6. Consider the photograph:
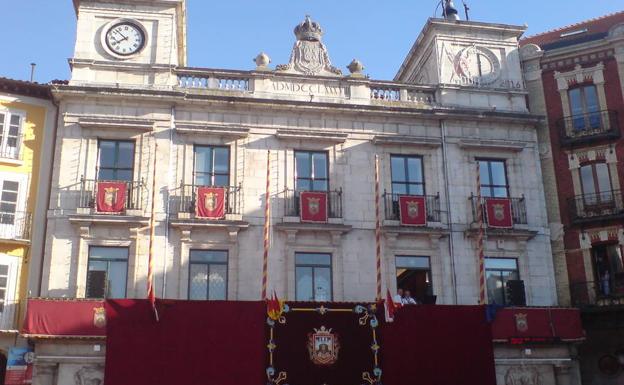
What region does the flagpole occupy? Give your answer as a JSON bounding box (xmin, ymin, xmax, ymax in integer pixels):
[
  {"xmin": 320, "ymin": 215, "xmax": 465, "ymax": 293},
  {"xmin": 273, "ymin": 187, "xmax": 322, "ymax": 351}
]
[
  {"xmin": 475, "ymin": 161, "xmax": 486, "ymax": 305},
  {"xmin": 261, "ymin": 150, "xmax": 271, "ymax": 300},
  {"xmin": 147, "ymin": 141, "xmax": 159, "ymax": 321},
  {"xmin": 374, "ymin": 155, "xmax": 382, "ymax": 302}
]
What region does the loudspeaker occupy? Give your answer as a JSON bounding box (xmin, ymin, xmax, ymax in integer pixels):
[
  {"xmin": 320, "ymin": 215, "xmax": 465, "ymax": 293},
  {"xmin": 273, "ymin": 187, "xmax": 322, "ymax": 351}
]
[{"xmin": 506, "ymin": 280, "xmax": 526, "ymax": 306}]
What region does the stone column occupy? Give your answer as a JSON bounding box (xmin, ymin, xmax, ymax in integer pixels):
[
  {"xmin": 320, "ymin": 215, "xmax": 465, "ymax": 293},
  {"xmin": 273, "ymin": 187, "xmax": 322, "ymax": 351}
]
[
  {"xmin": 554, "ymin": 364, "xmax": 572, "ymax": 385},
  {"xmin": 33, "ymin": 363, "xmax": 58, "ymax": 385}
]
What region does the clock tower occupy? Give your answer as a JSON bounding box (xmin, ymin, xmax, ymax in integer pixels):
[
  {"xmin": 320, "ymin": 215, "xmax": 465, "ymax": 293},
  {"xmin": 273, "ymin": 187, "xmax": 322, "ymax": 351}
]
[
  {"xmin": 69, "ymin": 0, "xmax": 187, "ymax": 87},
  {"xmin": 395, "ymin": 16, "xmax": 527, "ymax": 112}
]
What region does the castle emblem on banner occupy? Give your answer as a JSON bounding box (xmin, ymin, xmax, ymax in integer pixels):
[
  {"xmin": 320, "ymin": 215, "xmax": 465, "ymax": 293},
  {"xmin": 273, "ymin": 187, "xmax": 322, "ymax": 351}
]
[
  {"xmin": 93, "ymin": 307, "xmax": 106, "ymax": 328},
  {"xmin": 407, "ymin": 200, "xmax": 420, "ymax": 218},
  {"xmin": 103, "ymin": 187, "xmax": 119, "ymax": 208},
  {"xmin": 307, "ymin": 197, "xmax": 320, "ymax": 215},
  {"xmin": 307, "ymin": 326, "xmax": 340, "ymax": 366},
  {"xmin": 514, "ymin": 313, "xmax": 528, "ymax": 333},
  {"xmin": 204, "ymin": 192, "xmax": 217, "ymax": 211},
  {"xmin": 493, "ymin": 203, "xmax": 505, "ymax": 221}
]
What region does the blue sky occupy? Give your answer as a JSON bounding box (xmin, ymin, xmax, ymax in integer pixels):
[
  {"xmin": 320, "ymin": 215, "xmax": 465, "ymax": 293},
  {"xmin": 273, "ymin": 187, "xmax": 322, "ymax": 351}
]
[{"xmin": 1, "ymin": 1, "xmax": 622, "ymax": 82}]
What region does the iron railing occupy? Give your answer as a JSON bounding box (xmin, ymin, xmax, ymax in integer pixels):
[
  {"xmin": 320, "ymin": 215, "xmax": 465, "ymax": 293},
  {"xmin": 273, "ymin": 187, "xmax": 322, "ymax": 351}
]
[
  {"xmin": 567, "ymin": 190, "xmax": 624, "ymax": 223},
  {"xmin": 283, "ymin": 189, "xmax": 343, "ymax": 219},
  {"xmin": 169, "ymin": 184, "xmax": 242, "ymax": 217},
  {"xmin": 469, "ymin": 195, "xmax": 527, "ymax": 225},
  {"xmin": 0, "ymin": 211, "xmax": 31, "ymax": 240},
  {"xmin": 382, "ymin": 191, "xmax": 441, "ymax": 223},
  {"xmin": 78, "ymin": 177, "xmax": 144, "ymax": 211},
  {"xmin": 557, "ymin": 109, "xmax": 620, "ymax": 145},
  {"xmin": 570, "ymin": 280, "xmax": 624, "ymax": 307}
]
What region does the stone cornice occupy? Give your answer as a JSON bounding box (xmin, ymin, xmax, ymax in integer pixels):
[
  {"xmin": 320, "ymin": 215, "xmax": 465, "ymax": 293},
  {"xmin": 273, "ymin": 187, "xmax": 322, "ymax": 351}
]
[
  {"xmin": 275, "ymin": 128, "xmax": 348, "ymax": 143},
  {"xmin": 175, "ymin": 121, "xmax": 250, "ymax": 139},
  {"xmin": 372, "ymin": 134, "xmax": 441, "ymax": 147}
]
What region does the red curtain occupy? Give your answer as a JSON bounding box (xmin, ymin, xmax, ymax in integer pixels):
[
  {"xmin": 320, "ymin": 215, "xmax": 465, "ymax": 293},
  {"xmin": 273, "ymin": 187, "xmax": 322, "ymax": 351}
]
[
  {"xmin": 399, "ymin": 195, "xmax": 427, "ymax": 226},
  {"xmin": 196, "ymin": 186, "xmax": 226, "ymax": 219},
  {"xmin": 96, "ymin": 181, "xmax": 127, "ymax": 213},
  {"xmin": 380, "ymin": 305, "xmax": 496, "ymax": 385},
  {"xmin": 104, "ymin": 300, "xmax": 266, "ymax": 385},
  {"xmin": 300, "ymin": 191, "xmax": 328, "ymax": 223}
]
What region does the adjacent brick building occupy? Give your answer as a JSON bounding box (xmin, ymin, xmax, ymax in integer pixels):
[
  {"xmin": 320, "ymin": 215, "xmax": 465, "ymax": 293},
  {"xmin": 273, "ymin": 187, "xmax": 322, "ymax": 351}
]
[{"xmin": 521, "ymin": 11, "xmax": 624, "ymax": 385}]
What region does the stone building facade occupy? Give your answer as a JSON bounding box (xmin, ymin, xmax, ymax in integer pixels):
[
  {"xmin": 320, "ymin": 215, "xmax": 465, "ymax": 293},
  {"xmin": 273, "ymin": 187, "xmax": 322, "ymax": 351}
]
[
  {"xmin": 26, "ymin": 1, "xmax": 582, "ymax": 384},
  {"xmin": 521, "ymin": 11, "xmax": 624, "ymax": 385}
]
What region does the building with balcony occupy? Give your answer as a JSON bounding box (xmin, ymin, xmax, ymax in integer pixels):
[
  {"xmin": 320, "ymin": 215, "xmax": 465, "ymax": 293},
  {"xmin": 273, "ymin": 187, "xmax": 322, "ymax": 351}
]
[
  {"xmin": 520, "ymin": 11, "xmax": 624, "ymax": 385},
  {"xmin": 0, "ymin": 78, "xmax": 56, "ymax": 381},
  {"xmin": 23, "ymin": 1, "xmax": 582, "ymax": 385}
]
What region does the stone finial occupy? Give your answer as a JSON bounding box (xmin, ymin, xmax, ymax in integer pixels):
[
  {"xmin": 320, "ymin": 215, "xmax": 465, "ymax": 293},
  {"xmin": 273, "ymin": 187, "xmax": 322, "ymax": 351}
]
[
  {"xmin": 347, "ymin": 59, "xmax": 365, "ymax": 77},
  {"xmin": 254, "ymin": 52, "xmax": 271, "ymax": 71}
]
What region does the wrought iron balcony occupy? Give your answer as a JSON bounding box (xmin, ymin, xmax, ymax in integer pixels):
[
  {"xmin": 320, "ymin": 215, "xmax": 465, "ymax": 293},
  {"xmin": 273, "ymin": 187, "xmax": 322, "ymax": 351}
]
[
  {"xmin": 169, "ymin": 184, "xmax": 242, "ymax": 218},
  {"xmin": 469, "ymin": 195, "xmax": 527, "ymax": 225},
  {"xmin": 567, "ymin": 190, "xmax": 624, "ymax": 223},
  {"xmin": 382, "ymin": 191, "xmax": 441, "ymax": 223},
  {"xmin": 558, "ymin": 109, "xmax": 620, "ymax": 146},
  {"xmin": 283, "ymin": 188, "xmax": 343, "ymax": 219},
  {"xmin": 570, "ymin": 280, "xmax": 624, "ymax": 308},
  {"xmin": 78, "ymin": 177, "xmax": 145, "ymax": 212},
  {"xmin": 0, "ymin": 211, "xmax": 31, "ymax": 240}
]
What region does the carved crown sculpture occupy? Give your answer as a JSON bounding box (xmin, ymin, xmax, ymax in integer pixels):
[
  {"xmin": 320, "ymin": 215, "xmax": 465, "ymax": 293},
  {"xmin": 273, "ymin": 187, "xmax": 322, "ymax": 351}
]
[
  {"xmin": 294, "ymin": 15, "xmax": 323, "ymax": 41},
  {"xmin": 276, "ymin": 15, "xmax": 342, "ymax": 76}
]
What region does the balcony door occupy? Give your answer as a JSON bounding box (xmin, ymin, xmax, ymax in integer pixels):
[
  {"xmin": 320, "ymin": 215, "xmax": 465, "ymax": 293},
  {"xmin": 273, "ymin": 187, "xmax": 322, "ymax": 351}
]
[
  {"xmin": 295, "ymin": 151, "xmax": 328, "ymax": 192},
  {"xmin": 193, "ymin": 146, "xmax": 230, "ymax": 187},
  {"xmin": 568, "ymin": 85, "xmax": 601, "ymax": 131},
  {"xmin": 580, "ymin": 163, "xmax": 613, "ymax": 206},
  {"xmin": 0, "ymin": 254, "xmax": 18, "ymax": 330},
  {"xmin": 478, "ymin": 159, "xmax": 508, "ymax": 198},
  {"xmin": 0, "ymin": 112, "xmax": 22, "ymax": 160},
  {"xmin": 97, "ymin": 140, "xmax": 135, "ymax": 182},
  {"xmin": 592, "ymin": 244, "xmax": 624, "ymax": 297}
]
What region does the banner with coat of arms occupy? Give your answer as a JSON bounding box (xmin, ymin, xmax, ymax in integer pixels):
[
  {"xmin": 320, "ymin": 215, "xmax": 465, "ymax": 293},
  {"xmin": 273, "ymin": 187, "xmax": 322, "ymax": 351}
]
[
  {"xmin": 267, "ymin": 302, "xmax": 381, "ymax": 385},
  {"xmin": 96, "ymin": 181, "xmax": 127, "ymax": 213},
  {"xmin": 196, "ymin": 187, "xmax": 226, "ymax": 219},
  {"xmin": 484, "ymin": 198, "xmax": 513, "ymax": 228},
  {"xmin": 398, "ymin": 195, "xmax": 427, "ymax": 226},
  {"xmin": 300, "ymin": 191, "xmax": 328, "ymax": 223}
]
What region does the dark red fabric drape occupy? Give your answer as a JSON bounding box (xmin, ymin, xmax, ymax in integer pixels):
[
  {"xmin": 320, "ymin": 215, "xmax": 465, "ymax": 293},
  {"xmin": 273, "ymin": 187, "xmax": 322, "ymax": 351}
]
[
  {"xmin": 104, "ymin": 300, "xmax": 265, "ymax": 385},
  {"xmin": 380, "ymin": 305, "xmax": 496, "ymax": 385},
  {"xmin": 270, "ymin": 302, "xmax": 379, "ymax": 385}
]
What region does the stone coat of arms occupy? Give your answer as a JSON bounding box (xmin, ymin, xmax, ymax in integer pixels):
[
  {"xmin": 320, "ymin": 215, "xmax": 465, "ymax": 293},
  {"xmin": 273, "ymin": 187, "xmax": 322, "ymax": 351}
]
[{"xmin": 307, "ymin": 326, "xmax": 340, "ymax": 366}]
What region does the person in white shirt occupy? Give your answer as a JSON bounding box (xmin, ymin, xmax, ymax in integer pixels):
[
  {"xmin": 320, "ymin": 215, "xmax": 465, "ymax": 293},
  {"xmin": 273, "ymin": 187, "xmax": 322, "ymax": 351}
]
[
  {"xmin": 393, "ymin": 288, "xmax": 404, "ymax": 304},
  {"xmin": 403, "ymin": 290, "xmax": 418, "ymax": 305}
]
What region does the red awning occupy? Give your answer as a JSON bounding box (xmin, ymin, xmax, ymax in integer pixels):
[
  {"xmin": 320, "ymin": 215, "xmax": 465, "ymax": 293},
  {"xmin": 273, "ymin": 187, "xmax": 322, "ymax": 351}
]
[
  {"xmin": 22, "ymin": 298, "xmax": 106, "ymax": 338},
  {"xmin": 491, "ymin": 307, "xmax": 584, "ymax": 343}
]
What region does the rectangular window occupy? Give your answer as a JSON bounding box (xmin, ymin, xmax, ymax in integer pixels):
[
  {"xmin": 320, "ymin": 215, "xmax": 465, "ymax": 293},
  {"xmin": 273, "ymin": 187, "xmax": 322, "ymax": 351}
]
[
  {"xmin": 188, "ymin": 250, "xmax": 228, "ymax": 300},
  {"xmin": 485, "ymin": 257, "xmax": 518, "ymax": 305},
  {"xmin": 593, "ymin": 244, "xmax": 624, "ymax": 296},
  {"xmin": 580, "ymin": 163, "xmax": 613, "ymax": 204},
  {"xmin": 295, "ymin": 151, "xmax": 328, "ymax": 191},
  {"xmin": 0, "ymin": 112, "xmax": 22, "ymax": 159},
  {"xmin": 568, "ymin": 85, "xmax": 601, "ymax": 130},
  {"xmin": 295, "ymin": 253, "xmax": 332, "ymax": 301},
  {"xmin": 478, "ymin": 159, "xmax": 508, "ymax": 198},
  {"xmin": 390, "ymin": 155, "xmax": 424, "ymax": 196},
  {"xmin": 0, "ymin": 181, "xmax": 18, "ymax": 225},
  {"xmin": 395, "ymin": 256, "xmax": 432, "ymax": 304},
  {"xmin": 0, "ymin": 264, "xmax": 8, "ymax": 312},
  {"xmin": 193, "ymin": 146, "xmax": 230, "ymax": 187},
  {"xmin": 97, "ymin": 140, "xmax": 135, "ymax": 182},
  {"xmin": 86, "ymin": 246, "xmax": 128, "ymax": 299}
]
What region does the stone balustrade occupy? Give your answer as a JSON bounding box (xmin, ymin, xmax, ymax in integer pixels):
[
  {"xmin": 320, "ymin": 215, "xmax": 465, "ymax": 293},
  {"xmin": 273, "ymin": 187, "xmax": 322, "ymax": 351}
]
[{"xmin": 174, "ymin": 68, "xmax": 436, "ymax": 107}]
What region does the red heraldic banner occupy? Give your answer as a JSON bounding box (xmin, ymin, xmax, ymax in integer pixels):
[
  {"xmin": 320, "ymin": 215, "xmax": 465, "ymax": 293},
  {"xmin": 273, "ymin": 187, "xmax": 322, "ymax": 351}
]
[
  {"xmin": 398, "ymin": 195, "xmax": 427, "ymax": 226},
  {"xmin": 196, "ymin": 187, "xmax": 226, "ymax": 219},
  {"xmin": 484, "ymin": 198, "xmax": 513, "ymax": 228},
  {"xmin": 300, "ymin": 191, "xmax": 328, "ymax": 223},
  {"xmin": 96, "ymin": 182, "xmax": 127, "ymax": 213}
]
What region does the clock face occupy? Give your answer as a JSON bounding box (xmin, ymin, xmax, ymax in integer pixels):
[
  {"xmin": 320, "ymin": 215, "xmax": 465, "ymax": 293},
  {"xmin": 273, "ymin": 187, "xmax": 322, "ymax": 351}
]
[
  {"xmin": 105, "ymin": 22, "xmax": 145, "ymax": 56},
  {"xmin": 453, "ymin": 46, "xmax": 500, "ymax": 86}
]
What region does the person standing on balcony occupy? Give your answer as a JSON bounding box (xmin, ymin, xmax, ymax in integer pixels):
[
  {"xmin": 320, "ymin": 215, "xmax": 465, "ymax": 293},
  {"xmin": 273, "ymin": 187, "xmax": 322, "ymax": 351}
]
[{"xmin": 601, "ymin": 270, "xmax": 611, "ymax": 296}]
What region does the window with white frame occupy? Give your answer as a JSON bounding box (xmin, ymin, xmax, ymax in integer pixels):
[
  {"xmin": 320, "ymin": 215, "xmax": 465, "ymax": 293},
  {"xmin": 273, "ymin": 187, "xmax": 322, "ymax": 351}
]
[
  {"xmin": 0, "ymin": 254, "xmax": 18, "ymax": 330},
  {"xmin": 0, "ymin": 111, "xmax": 23, "ymax": 160},
  {"xmin": 0, "ymin": 174, "xmax": 26, "ymax": 241}
]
